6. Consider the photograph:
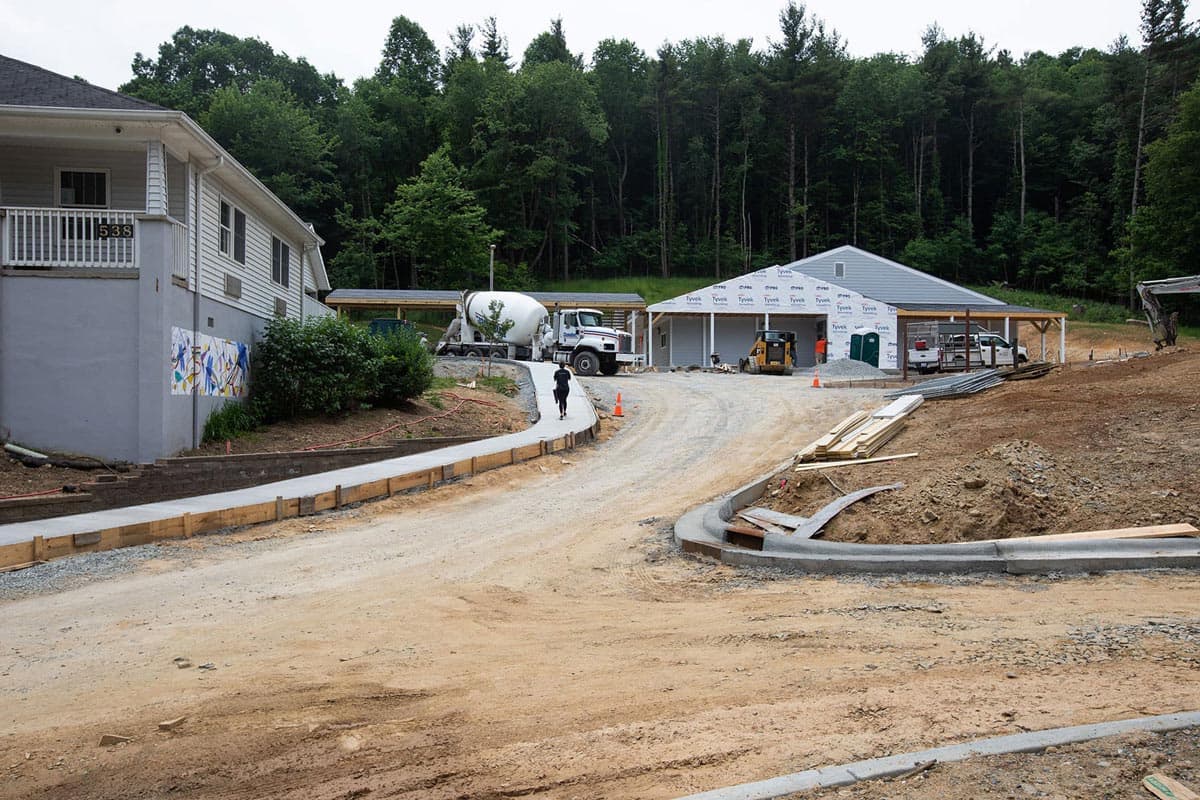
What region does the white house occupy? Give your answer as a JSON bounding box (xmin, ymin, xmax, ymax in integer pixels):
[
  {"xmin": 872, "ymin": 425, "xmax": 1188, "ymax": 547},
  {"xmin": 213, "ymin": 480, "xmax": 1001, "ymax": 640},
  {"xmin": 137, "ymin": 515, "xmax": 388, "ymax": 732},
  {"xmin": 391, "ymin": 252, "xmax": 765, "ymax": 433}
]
[
  {"xmin": 647, "ymin": 246, "xmax": 1065, "ymax": 370},
  {"xmin": 0, "ymin": 55, "xmax": 332, "ymax": 462}
]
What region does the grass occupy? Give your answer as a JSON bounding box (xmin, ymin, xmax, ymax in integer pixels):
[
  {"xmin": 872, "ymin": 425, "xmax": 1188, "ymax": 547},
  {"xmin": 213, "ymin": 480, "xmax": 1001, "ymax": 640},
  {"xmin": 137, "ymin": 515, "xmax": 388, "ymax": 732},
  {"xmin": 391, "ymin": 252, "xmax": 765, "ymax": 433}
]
[{"xmin": 539, "ymin": 276, "xmax": 713, "ymax": 306}]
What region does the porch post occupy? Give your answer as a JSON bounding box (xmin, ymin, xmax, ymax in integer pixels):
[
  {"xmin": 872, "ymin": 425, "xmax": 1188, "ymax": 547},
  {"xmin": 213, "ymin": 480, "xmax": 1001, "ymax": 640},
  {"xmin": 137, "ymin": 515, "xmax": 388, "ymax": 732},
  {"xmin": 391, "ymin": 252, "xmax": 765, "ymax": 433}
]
[
  {"xmin": 145, "ymin": 142, "xmax": 168, "ymax": 216},
  {"xmin": 1060, "ymin": 317, "xmax": 1067, "ymax": 364}
]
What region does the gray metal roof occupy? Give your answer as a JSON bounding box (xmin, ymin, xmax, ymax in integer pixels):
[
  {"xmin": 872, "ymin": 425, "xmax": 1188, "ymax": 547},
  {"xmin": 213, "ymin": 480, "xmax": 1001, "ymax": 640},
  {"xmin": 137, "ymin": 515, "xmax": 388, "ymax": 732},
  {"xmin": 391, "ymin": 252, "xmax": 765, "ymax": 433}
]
[
  {"xmin": 0, "ymin": 54, "xmax": 162, "ymax": 111},
  {"xmin": 325, "ymin": 289, "xmax": 646, "ymax": 308},
  {"xmin": 781, "ymin": 245, "xmax": 1007, "ymax": 307},
  {"xmin": 895, "ymin": 302, "xmax": 1059, "ymax": 317}
]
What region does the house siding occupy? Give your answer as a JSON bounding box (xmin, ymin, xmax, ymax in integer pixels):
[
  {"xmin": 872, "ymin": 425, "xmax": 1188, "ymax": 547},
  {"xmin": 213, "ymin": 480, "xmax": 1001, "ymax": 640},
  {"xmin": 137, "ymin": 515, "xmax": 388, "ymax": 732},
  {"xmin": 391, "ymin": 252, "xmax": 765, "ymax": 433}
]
[
  {"xmin": 197, "ymin": 175, "xmax": 303, "ymax": 321},
  {"xmin": 0, "ymin": 143, "xmax": 148, "ymax": 209}
]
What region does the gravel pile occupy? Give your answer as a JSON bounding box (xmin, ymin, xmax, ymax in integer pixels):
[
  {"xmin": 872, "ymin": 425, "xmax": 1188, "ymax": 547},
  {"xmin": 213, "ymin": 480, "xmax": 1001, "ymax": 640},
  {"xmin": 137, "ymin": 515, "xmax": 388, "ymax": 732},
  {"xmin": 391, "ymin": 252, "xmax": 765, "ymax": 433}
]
[{"xmin": 816, "ymin": 358, "xmax": 891, "ymax": 379}]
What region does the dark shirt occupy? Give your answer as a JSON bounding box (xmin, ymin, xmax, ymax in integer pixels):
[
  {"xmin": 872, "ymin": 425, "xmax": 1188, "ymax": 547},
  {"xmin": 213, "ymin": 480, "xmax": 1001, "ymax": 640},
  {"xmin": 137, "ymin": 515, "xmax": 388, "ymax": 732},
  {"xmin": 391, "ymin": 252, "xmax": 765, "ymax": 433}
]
[{"xmin": 553, "ymin": 367, "xmax": 571, "ymax": 392}]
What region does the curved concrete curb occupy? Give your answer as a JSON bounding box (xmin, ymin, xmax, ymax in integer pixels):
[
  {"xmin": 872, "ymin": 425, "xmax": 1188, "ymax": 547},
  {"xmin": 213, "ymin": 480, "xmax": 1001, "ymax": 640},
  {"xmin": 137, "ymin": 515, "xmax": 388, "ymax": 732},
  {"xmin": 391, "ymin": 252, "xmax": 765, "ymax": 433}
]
[
  {"xmin": 0, "ymin": 361, "xmax": 599, "ymax": 567},
  {"xmin": 676, "ymin": 710, "xmax": 1200, "ymax": 799},
  {"xmin": 674, "ymin": 462, "xmax": 1200, "ymax": 574}
]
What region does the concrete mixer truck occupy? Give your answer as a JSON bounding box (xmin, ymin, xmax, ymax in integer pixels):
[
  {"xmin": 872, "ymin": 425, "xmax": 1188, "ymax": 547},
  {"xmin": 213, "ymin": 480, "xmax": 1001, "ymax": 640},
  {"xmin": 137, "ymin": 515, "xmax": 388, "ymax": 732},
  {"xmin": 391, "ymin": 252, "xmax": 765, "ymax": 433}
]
[{"xmin": 436, "ymin": 291, "xmax": 640, "ymax": 375}]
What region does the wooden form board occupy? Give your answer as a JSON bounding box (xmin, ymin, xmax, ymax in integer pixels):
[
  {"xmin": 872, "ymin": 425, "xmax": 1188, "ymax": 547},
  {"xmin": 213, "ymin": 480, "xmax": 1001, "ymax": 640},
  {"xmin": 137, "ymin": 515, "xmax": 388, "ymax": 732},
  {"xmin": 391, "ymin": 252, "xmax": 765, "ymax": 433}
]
[
  {"xmin": 987, "ymin": 523, "xmax": 1199, "ymax": 544},
  {"xmin": 739, "ymin": 507, "xmax": 808, "ymax": 529},
  {"xmin": 0, "ymin": 431, "xmax": 591, "ymax": 570}
]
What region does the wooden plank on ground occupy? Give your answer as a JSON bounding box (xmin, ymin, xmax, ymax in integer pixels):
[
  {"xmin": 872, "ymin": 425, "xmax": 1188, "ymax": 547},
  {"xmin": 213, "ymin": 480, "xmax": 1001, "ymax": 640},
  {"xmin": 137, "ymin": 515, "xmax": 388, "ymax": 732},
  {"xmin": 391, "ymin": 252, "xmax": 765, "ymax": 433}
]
[
  {"xmin": 740, "ymin": 507, "xmax": 808, "ymax": 530},
  {"xmin": 988, "ymin": 523, "xmax": 1199, "ymax": 544},
  {"xmin": 872, "ymin": 394, "xmax": 924, "ymax": 419},
  {"xmin": 794, "ymin": 453, "xmax": 919, "ymax": 472},
  {"xmin": 1144, "ymin": 774, "xmax": 1199, "ymax": 800},
  {"xmin": 792, "ymin": 483, "xmax": 904, "ymax": 540},
  {"xmin": 736, "ymin": 512, "xmax": 788, "ymax": 535}
]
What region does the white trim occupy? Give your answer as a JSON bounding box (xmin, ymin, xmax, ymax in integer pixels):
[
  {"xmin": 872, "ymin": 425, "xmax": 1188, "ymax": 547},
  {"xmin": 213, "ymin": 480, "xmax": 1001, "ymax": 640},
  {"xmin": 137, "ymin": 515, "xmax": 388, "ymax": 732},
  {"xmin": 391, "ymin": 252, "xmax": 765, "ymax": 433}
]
[
  {"xmin": 54, "ymin": 166, "xmax": 111, "ymax": 208},
  {"xmin": 217, "ymin": 194, "xmax": 247, "ymax": 266}
]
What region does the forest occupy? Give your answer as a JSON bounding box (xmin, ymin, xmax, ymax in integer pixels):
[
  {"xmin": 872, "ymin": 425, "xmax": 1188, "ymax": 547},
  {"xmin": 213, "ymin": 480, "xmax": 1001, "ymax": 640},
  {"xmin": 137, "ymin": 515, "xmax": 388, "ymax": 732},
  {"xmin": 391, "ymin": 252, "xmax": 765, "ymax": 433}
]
[{"xmin": 118, "ymin": 1, "xmax": 1200, "ymax": 307}]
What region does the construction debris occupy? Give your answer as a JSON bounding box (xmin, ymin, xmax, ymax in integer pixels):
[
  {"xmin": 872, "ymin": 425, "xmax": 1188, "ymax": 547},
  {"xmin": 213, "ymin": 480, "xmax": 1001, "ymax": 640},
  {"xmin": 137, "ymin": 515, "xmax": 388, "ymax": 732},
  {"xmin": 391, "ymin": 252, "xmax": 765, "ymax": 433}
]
[
  {"xmin": 157, "ymin": 716, "xmax": 187, "ymax": 731},
  {"xmin": 985, "ymin": 523, "xmax": 1199, "ymax": 545},
  {"xmin": 1144, "ymin": 773, "xmax": 1199, "ymax": 800},
  {"xmin": 98, "ymin": 734, "xmax": 131, "ymax": 746},
  {"xmin": 791, "ymin": 483, "xmax": 904, "ymax": 540}
]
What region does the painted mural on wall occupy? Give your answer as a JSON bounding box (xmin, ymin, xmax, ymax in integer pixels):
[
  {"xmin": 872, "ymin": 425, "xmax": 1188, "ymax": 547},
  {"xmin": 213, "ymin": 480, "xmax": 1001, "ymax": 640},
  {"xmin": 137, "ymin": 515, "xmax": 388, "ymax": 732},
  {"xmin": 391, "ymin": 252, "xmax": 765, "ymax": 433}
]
[
  {"xmin": 648, "ymin": 266, "xmax": 900, "ymax": 368},
  {"xmin": 170, "ymin": 327, "xmax": 250, "ymax": 397}
]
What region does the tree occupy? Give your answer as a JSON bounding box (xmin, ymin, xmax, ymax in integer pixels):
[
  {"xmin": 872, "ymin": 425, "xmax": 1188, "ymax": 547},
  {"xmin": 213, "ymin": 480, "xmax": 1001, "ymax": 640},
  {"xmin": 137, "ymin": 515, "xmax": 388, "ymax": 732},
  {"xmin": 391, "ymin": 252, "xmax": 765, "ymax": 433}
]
[
  {"xmin": 480, "ymin": 17, "xmax": 511, "ymax": 67},
  {"xmin": 383, "ymin": 146, "xmax": 501, "ymax": 288},
  {"xmin": 1132, "ymin": 77, "xmax": 1200, "ymax": 275},
  {"xmin": 522, "ymin": 18, "xmax": 583, "ymax": 70},
  {"xmin": 377, "ymin": 15, "xmax": 440, "ymax": 95},
  {"xmin": 473, "ymin": 299, "xmax": 516, "ymax": 375},
  {"xmin": 201, "ymin": 79, "xmax": 339, "ymax": 221}
]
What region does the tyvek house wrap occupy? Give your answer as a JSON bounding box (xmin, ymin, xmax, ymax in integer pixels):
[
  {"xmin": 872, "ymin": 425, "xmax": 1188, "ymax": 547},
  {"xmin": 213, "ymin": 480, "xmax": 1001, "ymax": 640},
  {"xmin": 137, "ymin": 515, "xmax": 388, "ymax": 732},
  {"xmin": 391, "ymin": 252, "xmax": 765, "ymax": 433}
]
[{"xmin": 649, "ymin": 266, "xmax": 900, "ymax": 369}]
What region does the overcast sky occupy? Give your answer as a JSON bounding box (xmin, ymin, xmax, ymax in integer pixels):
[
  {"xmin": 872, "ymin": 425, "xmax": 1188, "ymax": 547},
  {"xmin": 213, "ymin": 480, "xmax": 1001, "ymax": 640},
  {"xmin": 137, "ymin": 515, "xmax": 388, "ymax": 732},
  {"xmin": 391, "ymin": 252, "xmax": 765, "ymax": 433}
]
[{"xmin": 5, "ymin": 0, "xmax": 1196, "ymax": 92}]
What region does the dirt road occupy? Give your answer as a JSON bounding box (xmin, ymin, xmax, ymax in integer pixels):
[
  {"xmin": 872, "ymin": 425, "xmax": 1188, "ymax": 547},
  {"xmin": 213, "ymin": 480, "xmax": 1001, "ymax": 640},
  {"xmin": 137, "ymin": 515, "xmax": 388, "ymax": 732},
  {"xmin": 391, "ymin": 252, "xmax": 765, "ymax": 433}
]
[{"xmin": 2, "ymin": 371, "xmax": 1199, "ymax": 799}]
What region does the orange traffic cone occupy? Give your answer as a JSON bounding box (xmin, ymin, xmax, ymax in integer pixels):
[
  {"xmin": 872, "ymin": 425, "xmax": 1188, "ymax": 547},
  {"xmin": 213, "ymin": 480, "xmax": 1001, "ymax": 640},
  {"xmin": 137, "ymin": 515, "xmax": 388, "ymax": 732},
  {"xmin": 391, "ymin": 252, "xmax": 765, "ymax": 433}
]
[
  {"xmin": 614, "ymin": 392, "xmax": 624, "ymax": 417},
  {"xmin": 811, "ymin": 368, "xmax": 821, "ymax": 388}
]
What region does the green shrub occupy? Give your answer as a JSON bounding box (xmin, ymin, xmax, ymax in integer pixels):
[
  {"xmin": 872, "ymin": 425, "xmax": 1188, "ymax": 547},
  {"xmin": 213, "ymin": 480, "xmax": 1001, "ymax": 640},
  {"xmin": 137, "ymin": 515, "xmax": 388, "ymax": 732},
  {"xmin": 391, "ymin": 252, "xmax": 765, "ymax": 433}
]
[
  {"xmin": 251, "ymin": 315, "xmax": 376, "ymax": 421},
  {"xmin": 203, "ymin": 400, "xmax": 262, "ymax": 443},
  {"xmin": 369, "ymin": 329, "xmax": 434, "ymax": 407}
]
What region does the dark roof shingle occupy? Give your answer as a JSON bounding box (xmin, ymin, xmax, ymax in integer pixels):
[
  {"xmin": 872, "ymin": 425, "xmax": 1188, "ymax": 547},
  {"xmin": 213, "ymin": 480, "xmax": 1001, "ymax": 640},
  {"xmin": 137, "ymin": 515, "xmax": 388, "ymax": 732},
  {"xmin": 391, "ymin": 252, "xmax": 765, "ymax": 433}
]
[{"xmin": 0, "ymin": 54, "xmax": 162, "ymax": 111}]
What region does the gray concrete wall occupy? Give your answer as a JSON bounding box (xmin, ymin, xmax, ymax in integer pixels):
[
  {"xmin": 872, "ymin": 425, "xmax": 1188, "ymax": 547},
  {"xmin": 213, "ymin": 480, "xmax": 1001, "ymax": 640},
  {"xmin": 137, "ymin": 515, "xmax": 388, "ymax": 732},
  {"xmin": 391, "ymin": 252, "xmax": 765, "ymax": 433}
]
[{"xmin": 0, "ymin": 272, "xmax": 141, "ymax": 460}]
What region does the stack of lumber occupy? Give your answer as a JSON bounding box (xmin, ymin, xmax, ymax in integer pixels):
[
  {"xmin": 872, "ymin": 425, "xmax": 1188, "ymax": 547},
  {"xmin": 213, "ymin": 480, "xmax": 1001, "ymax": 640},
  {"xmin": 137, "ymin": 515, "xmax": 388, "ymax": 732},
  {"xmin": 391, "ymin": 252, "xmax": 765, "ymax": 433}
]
[
  {"xmin": 796, "ymin": 395, "xmax": 922, "ymax": 463},
  {"xmin": 1001, "ymin": 361, "xmax": 1055, "ymax": 381}
]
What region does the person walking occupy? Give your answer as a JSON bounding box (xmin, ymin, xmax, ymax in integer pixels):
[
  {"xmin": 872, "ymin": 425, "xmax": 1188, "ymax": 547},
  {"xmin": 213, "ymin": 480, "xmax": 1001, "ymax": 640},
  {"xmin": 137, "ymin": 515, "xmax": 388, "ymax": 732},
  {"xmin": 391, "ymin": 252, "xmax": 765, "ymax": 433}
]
[
  {"xmin": 552, "ymin": 363, "xmax": 572, "ymax": 419},
  {"xmin": 815, "ymin": 335, "xmax": 828, "ymax": 365}
]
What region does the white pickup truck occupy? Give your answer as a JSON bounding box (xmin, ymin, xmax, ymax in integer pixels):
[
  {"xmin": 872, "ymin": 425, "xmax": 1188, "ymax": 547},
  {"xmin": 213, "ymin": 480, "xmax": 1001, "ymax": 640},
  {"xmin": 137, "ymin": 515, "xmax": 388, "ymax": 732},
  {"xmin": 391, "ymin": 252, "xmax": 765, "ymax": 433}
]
[{"xmin": 907, "ymin": 327, "xmax": 1028, "ymax": 373}]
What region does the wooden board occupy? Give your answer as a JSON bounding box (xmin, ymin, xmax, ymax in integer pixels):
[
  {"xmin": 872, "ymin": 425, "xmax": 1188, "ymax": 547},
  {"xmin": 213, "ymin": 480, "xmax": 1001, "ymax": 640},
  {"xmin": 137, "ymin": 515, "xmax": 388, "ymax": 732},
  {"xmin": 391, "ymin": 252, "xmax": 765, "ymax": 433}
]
[
  {"xmin": 791, "ymin": 483, "xmax": 904, "ymax": 540},
  {"xmin": 735, "ymin": 513, "xmax": 788, "ymax": 535},
  {"xmin": 872, "ymin": 394, "xmax": 924, "ymax": 419},
  {"xmin": 725, "ymin": 524, "xmax": 765, "ymax": 551},
  {"xmin": 1144, "ymin": 774, "xmax": 1199, "ymax": 800},
  {"xmin": 793, "ymin": 453, "xmax": 919, "ymax": 472},
  {"xmin": 987, "ymin": 523, "xmax": 1199, "ymax": 544},
  {"xmin": 739, "ymin": 507, "xmax": 808, "ymax": 530}
]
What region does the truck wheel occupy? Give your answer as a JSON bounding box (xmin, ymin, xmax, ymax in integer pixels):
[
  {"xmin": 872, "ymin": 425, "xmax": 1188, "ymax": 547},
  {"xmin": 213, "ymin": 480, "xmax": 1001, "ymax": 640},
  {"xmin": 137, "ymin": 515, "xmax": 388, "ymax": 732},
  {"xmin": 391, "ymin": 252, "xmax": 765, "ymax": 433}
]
[
  {"xmin": 490, "ymin": 348, "xmax": 506, "ymax": 359},
  {"xmin": 600, "ymin": 360, "xmax": 619, "ymax": 376},
  {"xmin": 572, "ymin": 351, "xmax": 599, "ymax": 376},
  {"xmin": 465, "ymin": 348, "xmax": 483, "ymax": 358},
  {"xmin": 1018, "ymin": 354, "xmax": 1029, "ymax": 363}
]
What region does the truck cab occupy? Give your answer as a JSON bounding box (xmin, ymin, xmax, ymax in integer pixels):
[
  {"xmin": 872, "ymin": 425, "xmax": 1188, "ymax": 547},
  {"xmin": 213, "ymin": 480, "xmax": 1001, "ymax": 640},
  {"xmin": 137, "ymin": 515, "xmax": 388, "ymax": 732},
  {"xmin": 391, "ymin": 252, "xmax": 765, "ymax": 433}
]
[{"xmin": 942, "ymin": 333, "xmax": 1028, "ymax": 369}]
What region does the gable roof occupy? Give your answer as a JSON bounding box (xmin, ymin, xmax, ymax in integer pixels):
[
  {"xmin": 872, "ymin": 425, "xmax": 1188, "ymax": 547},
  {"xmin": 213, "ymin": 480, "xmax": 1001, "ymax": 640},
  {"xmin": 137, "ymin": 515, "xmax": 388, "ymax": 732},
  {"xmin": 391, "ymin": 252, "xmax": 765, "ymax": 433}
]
[
  {"xmin": 781, "ymin": 245, "xmax": 1004, "ymax": 307},
  {"xmin": 0, "ymin": 54, "xmax": 161, "ymax": 111}
]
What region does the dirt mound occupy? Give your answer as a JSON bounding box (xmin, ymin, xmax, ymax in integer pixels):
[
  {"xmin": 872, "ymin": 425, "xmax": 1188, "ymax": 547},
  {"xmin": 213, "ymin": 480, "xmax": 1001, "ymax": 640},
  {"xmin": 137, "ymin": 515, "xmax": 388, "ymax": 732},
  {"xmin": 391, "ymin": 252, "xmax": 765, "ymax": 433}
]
[{"xmin": 765, "ymin": 348, "xmax": 1200, "ymax": 543}]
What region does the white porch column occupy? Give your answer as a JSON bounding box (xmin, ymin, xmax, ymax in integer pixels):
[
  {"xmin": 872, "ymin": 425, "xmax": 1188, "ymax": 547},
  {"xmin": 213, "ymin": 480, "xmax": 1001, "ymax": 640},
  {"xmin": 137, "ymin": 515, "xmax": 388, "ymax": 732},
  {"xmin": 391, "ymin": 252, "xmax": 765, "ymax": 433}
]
[
  {"xmin": 764, "ymin": 312, "xmax": 770, "ymax": 328},
  {"xmin": 709, "ymin": 313, "xmax": 715, "ymax": 360},
  {"xmin": 669, "ymin": 317, "xmax": 674, "ymax": 367},
  {"xmin": 1004, "ymin": 317, "xmax": 1010, "ymax": 339},
  {"xmin": 1060, "ymin": 318, "xmax": 1067, "ymax": 364},
  {"xmin": 145, "ymin": 141, "xmax": 168, "ymax": 216}
]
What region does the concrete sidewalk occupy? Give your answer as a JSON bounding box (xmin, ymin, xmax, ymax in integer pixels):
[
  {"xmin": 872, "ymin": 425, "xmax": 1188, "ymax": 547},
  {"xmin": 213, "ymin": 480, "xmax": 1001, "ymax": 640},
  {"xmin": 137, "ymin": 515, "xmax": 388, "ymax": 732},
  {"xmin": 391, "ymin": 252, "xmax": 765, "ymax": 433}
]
[{"xmin": 0, "ymin": 361, "xmax": 597, "ymax": 564}]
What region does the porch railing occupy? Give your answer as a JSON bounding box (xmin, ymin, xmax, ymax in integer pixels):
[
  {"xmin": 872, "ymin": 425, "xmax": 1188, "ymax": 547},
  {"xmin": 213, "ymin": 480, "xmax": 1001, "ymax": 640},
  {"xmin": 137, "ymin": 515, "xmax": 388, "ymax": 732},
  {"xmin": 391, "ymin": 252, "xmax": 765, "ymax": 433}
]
[
  {"xmin": 170, "ymin": 217, "xmax": 189, "ymax": 283},
  {"xmin": 1, "ymin": 207, "xmax": 138, "ymax": 270}
]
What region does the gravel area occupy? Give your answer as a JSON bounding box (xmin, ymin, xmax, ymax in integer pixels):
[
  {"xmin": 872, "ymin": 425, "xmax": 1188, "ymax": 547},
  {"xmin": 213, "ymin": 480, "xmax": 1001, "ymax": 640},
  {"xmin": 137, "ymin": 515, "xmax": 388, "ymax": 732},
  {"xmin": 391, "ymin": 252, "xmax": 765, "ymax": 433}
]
[{"xmin": 817, "ymin": 357, "xmax": 891, "ymax": 379}]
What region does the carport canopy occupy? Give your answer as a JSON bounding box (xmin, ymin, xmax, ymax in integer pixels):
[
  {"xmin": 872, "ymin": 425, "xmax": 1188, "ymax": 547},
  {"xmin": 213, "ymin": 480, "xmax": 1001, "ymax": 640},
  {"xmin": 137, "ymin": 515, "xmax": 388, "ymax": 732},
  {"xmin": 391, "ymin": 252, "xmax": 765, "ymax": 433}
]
[{"xmin": 324, "ymin": 289, "xmax": 646, "ymax": 318}]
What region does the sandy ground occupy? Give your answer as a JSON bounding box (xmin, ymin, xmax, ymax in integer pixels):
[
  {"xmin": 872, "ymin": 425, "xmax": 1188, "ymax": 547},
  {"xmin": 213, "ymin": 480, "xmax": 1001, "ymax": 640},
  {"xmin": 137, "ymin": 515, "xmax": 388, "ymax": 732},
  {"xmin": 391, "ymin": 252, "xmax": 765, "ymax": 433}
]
[{"xmin": 2, "ymin": 369, "xmax": 1199, "ymax": 799}]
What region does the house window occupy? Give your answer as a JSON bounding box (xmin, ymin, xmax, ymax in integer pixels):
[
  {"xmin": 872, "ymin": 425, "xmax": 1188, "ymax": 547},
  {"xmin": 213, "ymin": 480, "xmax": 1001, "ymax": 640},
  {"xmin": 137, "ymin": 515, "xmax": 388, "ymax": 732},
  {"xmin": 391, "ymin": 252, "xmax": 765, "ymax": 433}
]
[
  {"xmin": 57, "ymin": 169, "xmax": 109, "ymax": 208},
  {"xmin": 272, "ymin": 236, "xmax": 290, "ymax": 288},
  {"xmin": 834, "ymin": 262, "xmax": 845, "ymax": 278},
  {"xmin": 219, "ymin": 199, "xmax": 246, "ymax": 264}
]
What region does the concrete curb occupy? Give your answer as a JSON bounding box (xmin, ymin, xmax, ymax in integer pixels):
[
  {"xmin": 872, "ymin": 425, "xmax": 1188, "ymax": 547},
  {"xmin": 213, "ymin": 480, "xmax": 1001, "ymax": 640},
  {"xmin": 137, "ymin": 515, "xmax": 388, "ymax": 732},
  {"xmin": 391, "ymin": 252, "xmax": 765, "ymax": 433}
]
[
  {"xmin": 674, "ymin": 461, "xmax": 1200, "ymax": 575},
  {"xmin": 675, "ymin": 710, "xmax": 1200, "ymax": 799},
  {"xmin": 0, "ymin": 361, "xmax": 599, "ymax": 567}
]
